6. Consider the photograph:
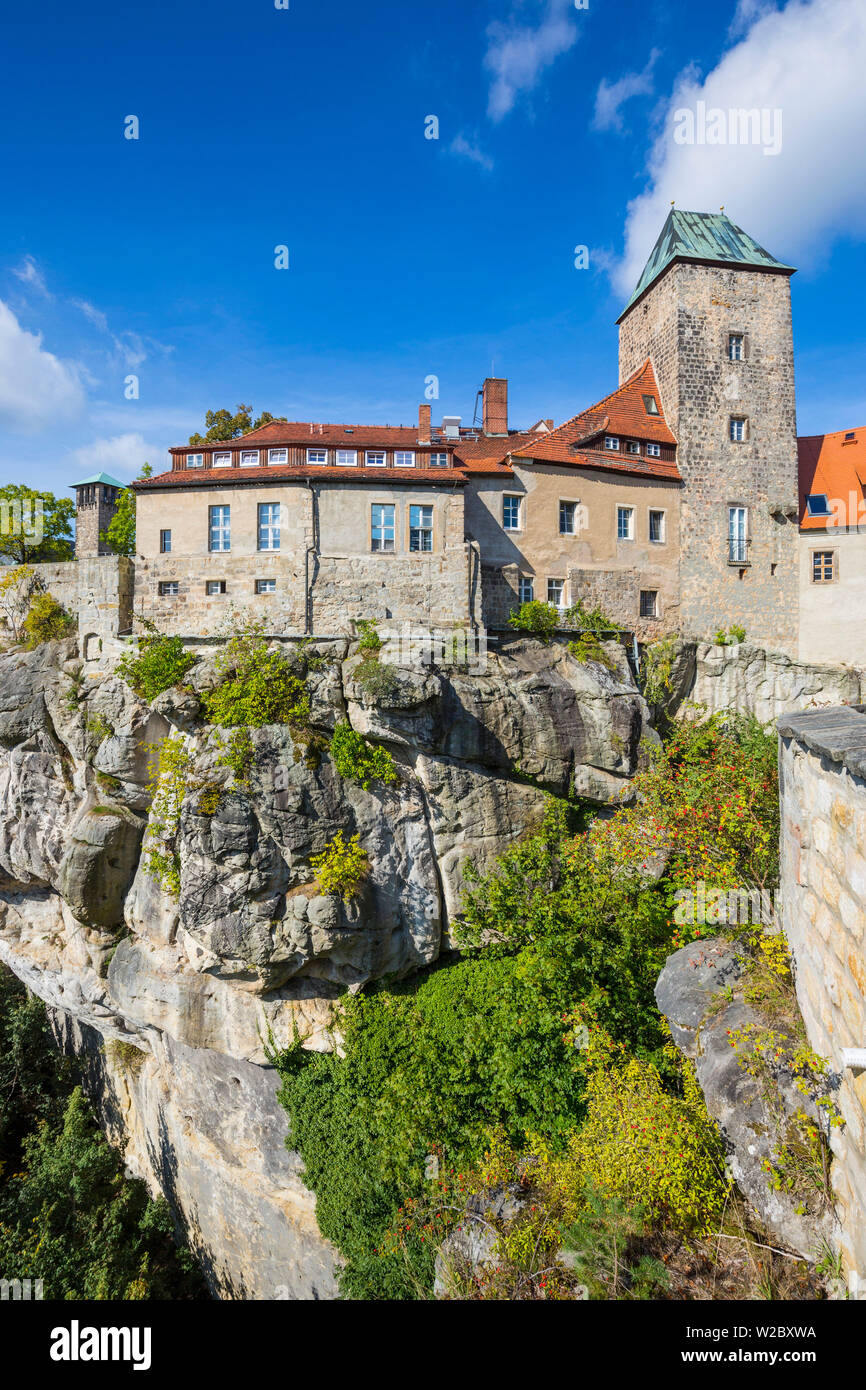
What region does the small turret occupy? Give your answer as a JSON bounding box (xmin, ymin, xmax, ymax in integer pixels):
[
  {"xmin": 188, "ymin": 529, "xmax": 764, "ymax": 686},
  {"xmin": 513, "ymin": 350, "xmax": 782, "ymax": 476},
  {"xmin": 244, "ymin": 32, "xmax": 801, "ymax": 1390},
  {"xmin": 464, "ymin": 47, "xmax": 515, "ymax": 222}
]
[{"xmin": 70, "ymin": 473, "xmax": 124, "ymax": 557}]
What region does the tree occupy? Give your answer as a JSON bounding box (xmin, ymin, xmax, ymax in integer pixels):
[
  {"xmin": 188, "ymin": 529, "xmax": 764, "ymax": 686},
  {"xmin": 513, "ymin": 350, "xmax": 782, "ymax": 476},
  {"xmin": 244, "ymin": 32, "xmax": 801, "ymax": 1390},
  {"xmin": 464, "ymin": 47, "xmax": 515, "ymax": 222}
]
[
  {"xmin": 101, "ymin": 463, "xmax": 152, "ymax": 556},
  {"xmin": 188, "ymin": 406, "xmax": 284, "ymax": 444},
  {"xmin": 0, "ymin": 485, "xmax": 75, "ymax": 564}
]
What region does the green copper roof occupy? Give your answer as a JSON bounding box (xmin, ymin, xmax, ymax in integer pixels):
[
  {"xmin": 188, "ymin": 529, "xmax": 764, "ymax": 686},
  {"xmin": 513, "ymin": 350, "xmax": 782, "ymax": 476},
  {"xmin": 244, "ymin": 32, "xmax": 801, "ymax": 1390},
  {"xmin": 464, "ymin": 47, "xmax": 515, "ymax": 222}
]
[
  {"xmin": 617, "ymin": 209, "xmax": 796, "ymax": 321},
  {"xmin": 69, "ymin": 472, "xmax": 125, "ymax": 490}
]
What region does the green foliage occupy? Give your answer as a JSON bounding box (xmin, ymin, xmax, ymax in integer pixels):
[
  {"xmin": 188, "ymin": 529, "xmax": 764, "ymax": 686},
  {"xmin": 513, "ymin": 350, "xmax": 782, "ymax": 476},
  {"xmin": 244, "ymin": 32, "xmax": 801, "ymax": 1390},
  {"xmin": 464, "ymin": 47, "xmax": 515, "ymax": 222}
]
[
  {"xmin": 353, "ymin": 654, "xmax": 400, "ymax": 703},
  {"xmin": 215, "ymin": 726, "xmax": 255, "ymax": 784},
  {"xmin": 201, "ymin": 623, "xmax": 309, "ymax": 729},
  {"xmin": 0, "ymin": 485, "xmax": 74, "ymax": 564},
  {"xmin": 100, "ymin": 463, "xmax": 152, "ymax": 556},
  {"xmin": 188, "ymin": 405, "xmax": 284, "ymax": 445},
  {"xmin": 714, "ymin": 625, "xmax": 747, "ymax": 647},
  {"xmin": 144, "ymin": 736, "xmax": 193, "ymax": 896},
  {"xmin": 21, "ymin": 591, "xmax": 76, "ymax": 648},
  {"xmin": 559, "ymin": 1190, "xmax": 668, "ymax": 1300},
  {"xmin": 641, "ymin": 635, "xmax": 677, "ymax": 709},
  {"xmin": 562, "ymin": 597, "xmax": 617, "ymax": 635},
  {"xmin": 0, "ymin": 965, "xmax": 205, "ymax": 1300},
  {"xmin": 355, "ymin": 619, "xmax": 383, "ymax": 654},
  {"xmin": 507, "ymin": 600, "xmax": 559, "ymax": 641},
  {"xmin": 86, "ymin": 712, "xmax": 114, "ymax": 747},
  {"xmin": 330, "ymin": 721, "xmax": 398, "ymax": 790},
  {"xmin": 116, "ymin": 625, "xmax": 197, "ymax": 702},
  {"xmin": 566, "ymin": 633, "xmax": 617, "ymax": 671},
  {"xmin": 310, "ymin": 831, "xmax": 371, "ymax": 899}
]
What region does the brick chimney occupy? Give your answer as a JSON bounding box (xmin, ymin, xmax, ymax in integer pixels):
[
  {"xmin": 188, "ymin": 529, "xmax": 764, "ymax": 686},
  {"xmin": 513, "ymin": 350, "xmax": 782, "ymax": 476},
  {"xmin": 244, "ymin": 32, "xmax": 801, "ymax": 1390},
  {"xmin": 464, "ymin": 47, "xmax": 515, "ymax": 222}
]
[
  {"xmin": 482, "ymin": 378, "xmax": 508, "ymax": 435},
  {"xmin": 418, "ymin": 403, "xmax": 431, "ymax": 444}
]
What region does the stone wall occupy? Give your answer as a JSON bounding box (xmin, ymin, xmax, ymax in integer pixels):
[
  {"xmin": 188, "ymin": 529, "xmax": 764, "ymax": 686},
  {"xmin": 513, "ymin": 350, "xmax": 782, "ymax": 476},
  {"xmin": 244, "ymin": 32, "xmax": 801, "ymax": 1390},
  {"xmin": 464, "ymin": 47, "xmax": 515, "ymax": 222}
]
[
  {"xmin": 11, "ymin": 557, "xmax": 133, "ymax": 656},
  {"xmin": 619, "ymin": 262, "xmax": 800, "ymax": 655},
  {"xmin": 778, "ymin": 706, "xmax": 866, "ymax": 1297}
]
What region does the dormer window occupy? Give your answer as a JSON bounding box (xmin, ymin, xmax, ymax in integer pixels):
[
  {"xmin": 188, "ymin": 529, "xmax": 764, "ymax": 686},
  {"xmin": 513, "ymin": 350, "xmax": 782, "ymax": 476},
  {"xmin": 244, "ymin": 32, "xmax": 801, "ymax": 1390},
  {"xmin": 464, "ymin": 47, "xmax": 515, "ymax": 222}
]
[
  {"xmin": 625, "ymin": 440, "xmax": 640, "ymax": 456},
  {"xmin": 646, "ymin": 442, "xmax": 661, "ymax": 458},
  {"xmin": 213, "ymin": 451, "xmax": 232, "ymax": 468},
  {"xmin": 186, "ymin": 453, "xmax": 204, "ymax": 468},
  {"xmin": 641, "ymin": 395, "xmax": 659, "ymax": 416},
  {"xmin": 307, "ymin": 448, "xmax": 327, "ymax": 465},
  {"xmin": 335, "ymin": 449, "xmax": 357, "ymax": 466},
  {"xmin": 268, "ymin": 448, "xmax": 288, "ymax": 465},
  {"xmin": 604, "ymin": 436, "xmax": 620, "ymax": 451},
  {"xmin": 394, "ymin": 451, "xmax": 416, "ymax": 468},
  {"xmin": 240, "ymin": 450, "xmax": 260, "ymax": 466},
  {"xmin": 806, "ymin": 494, "xmax": 831, "ymax": 517}
]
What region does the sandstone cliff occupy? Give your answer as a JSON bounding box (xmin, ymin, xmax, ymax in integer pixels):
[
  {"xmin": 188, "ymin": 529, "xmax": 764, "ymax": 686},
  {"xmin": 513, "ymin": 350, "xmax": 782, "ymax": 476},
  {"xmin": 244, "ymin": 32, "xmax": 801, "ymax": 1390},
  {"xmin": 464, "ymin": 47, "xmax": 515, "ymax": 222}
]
[{"xmin": 0, "ymin": 633, "xmax": 651, "ymax": 1299}]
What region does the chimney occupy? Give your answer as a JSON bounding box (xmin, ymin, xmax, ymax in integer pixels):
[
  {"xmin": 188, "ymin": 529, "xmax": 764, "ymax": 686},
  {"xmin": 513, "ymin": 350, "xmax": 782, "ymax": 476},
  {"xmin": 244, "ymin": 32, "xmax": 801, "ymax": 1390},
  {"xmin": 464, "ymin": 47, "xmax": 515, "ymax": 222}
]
[
  {"xmin": 483, "ymin": 378, "xmax": 508, "ymax": 435},
  {"xmin": 418, "ymin": 403, "xmax": 431, "ymax": 444}
]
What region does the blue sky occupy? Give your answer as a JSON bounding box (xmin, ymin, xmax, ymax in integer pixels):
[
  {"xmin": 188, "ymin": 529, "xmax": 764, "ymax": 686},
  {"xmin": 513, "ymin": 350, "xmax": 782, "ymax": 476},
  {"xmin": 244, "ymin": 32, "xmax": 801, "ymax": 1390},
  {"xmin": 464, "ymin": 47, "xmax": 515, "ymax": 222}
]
[{"xmin": 1, "ymin": 0, "xmax": 866, "ymax": 497}]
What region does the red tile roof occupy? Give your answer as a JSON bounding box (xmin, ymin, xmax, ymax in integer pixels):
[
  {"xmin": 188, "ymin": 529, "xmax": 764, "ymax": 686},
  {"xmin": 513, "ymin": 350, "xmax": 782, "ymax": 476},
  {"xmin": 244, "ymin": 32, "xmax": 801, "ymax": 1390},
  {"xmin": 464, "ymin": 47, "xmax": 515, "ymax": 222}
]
[
  {"xmin": 510, "ymin": 360, "xmax": 679, "ymax": 479},
  {"xmin": 171, "ymin": 422, "xmax": 445, "ymax": 453},
  {"xmin": 798, "ymin": 428, "xmax": 866, "ymax": 529},
  {"xmin": 136, "ymin": 464, "xmax": 465, "ymax": 490}
]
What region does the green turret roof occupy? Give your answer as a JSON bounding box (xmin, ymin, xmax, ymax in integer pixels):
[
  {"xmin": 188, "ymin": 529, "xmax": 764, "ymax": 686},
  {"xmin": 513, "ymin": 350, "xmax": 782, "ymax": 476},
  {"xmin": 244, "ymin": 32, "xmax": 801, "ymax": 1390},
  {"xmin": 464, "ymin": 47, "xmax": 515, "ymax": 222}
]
[
  {"xmin": 617, "ymin": 209, "xmax": 796, "ymax": 321},
  {"xmin": 69, "ymin": 472, "xmax": 125, "ymax": 490}
]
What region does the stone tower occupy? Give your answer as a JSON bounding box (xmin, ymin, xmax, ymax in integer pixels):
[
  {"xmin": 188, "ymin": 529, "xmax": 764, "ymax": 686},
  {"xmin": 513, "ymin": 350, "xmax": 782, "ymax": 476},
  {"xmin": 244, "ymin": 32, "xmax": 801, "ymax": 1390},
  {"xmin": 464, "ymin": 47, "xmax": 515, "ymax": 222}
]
[
  {"xmin": 618, "ymin": 209, "xmax": 800, "ymax": 655},
  {"xmin": 71, "ymin": 473, "xmax": 124, "ymax": 557}
]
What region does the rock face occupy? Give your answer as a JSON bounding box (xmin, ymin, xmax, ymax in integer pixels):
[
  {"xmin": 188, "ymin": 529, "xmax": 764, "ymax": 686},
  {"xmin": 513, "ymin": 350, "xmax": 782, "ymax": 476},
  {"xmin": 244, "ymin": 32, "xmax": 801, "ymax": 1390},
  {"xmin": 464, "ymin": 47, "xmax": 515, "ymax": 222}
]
[
  {"xmin": 668, "ymin": 639, "xmax": 865, "ymax": 724},
  {"xmin": 656, "ymin": 937, "xmax": 838, "ymax": 1260},
  {"xmin": 0, "ymin": 633, "xmax": 652, "ymax": 1299}
]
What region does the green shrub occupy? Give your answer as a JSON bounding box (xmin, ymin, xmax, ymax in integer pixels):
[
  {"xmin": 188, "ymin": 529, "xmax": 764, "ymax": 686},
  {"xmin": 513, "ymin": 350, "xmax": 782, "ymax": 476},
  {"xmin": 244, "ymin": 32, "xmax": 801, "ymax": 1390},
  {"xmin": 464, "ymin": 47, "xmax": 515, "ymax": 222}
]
[
  {"xmin": 562, "ymin": 597, "xmax": 616, "ymax": 636},
  {"xmin": 353, "ymin": 654, "xmax": 400, "ymax": 703},
  {"xmin": 507, "ymin": 600, "xmax": 559, "ymax": 641},
  {"xmin": 566, "ymin": 633, "xmax": 617, "ymax": 671},
  {"xmin": 117, "ymin": 629, "xmax": 197, "ymax": 701},
  {"xmin": 201, "ymin": 625, "xmax": 309, "ymax": 728},
  {"xmin": 21, "ymin": 591, "xmax": 76, "ymax": 648},
  {"xmin": 355, "ymin": 619, "xmax": 383, "ymax": 654},
  {"xmin": 329, "ymin": 721, "xmax": 398, "ymax": 790},
  {"xmin": 310, "ymin": 830, "xmax": 370, "ymax": 899}
]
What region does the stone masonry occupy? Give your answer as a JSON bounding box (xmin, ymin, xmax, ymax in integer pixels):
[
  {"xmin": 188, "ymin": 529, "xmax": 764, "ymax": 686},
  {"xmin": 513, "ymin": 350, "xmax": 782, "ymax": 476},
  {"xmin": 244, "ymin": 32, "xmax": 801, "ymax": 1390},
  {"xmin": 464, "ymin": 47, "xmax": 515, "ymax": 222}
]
[
  {"xmin": 778, "ymin": 705, "xmax": 866, "ymax": 1296},
  {"xmin": 619, "ymin": 262, "xmax": 800, "ymax": 654}
]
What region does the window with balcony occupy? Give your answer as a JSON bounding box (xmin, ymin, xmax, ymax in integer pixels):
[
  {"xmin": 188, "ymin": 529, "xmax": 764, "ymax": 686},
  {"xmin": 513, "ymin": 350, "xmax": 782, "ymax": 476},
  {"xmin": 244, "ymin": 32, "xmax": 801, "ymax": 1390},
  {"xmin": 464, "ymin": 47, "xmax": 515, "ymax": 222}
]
[
  {"xmin": 559, "ymin": 501, "xmax": 577, "ymax": 535},
  {"xmin": 371, "ymin": 503, "xmax": 395, "ymax": 552},
  {"xmin": 617, "ymin": 505, "xmax": 634, "ymax": 540},
  {"xmin": 729, "ymin": 506, "xmax": 748, "ymax": 563},
  {"xmin": 209, "ymin": 504, "xmax": 230, "ymax": 552},
  {"xmin": 503, "ymin": 495, "xmax": 522, "ymax": 531},
  {"xmin": 409, "ymin": 504, "xmax": 433, "ymax": 552},
  {"xmin": 258, "ymin": 501, "xmax": 281, "ymax": 551},
  {"xmin": 648, "ymin": 509, "xmax": 665, "ymax": 543},
  {"xmin": 159, "ymin": 529, "xmax": 171, "ymax": 554}
]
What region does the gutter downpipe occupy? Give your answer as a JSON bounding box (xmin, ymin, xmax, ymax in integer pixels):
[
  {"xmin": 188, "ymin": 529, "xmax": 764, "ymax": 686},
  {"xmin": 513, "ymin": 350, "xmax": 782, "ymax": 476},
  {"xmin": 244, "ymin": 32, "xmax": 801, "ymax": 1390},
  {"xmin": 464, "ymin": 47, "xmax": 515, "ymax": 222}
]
[{"xmin": 304, "ymin": 480, "xmax": 320, "ymax": 636}]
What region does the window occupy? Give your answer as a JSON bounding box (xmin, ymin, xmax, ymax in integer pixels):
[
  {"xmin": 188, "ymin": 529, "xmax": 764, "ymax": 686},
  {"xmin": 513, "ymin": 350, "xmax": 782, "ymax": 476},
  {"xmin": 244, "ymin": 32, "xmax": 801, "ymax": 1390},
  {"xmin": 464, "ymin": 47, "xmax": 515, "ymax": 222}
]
[
  {"xmin": 258, "ymin": 501, "xmax": 281, "ymax": 551},
  {"xmin": 503, "ymin": 495, "xmax": 522, "ymax": 531},
  {"xmin": 617, "ymin": 506, "xmax": 634, "ymax": 540},
  {"xmin": 429, "ymin": 452, "xmax": 448, "ymax": 467},
  {"xmin": 625, "ymin": 440, "xmax": 640, "ymax": 456},
  {"xmin": 547, "ymin": 579, "xmax": 565, "ymax": 609},
  {"xmin": 729, "ymin": 506, "xmax": 748, "ymax": 563},
  {"xmin": 209, "ymin": 504, "xmax": 231, "ymax": 552},
  {"xmin": 812, "ymin": 550, "xmax": 836, "ymax": 583},
  {"xmin": 268, "ymin": 448, "xmax": 288, "ymax": 465},
  {"xmin": 559, "ymin": 501, "xmax": 578, "ymax": 535},
  {"xmin": 730, "ymin": 417, "xmax": 746, "ymax": 442},
  {"xmin": 307, "ymin": 448, "xmax": 328, "ymax": 465},
  {"xmin": 240, "ymin": 450, "xmax": 260, "ymax": 466},
  {"xmin": 159, "ymin": 528, "xmax": 171, "ymax": 554},
  {"xmin": 186, "ymin": 453, "xmax": 204, "ymax": 468},
  {"xmin": 255, "ymin": 578, "xmax": 276, "ymax": 594},
  {"xmin": 365, "ymin": 451, "xmax": 386, "ymax": 467},
  {"xmin": 335, "ymin": 449, "xmax": 357, "ymax": 467},
  {"xmin": 409, "ymin": 504, "xmax": 433, "ymax": 552},
  {"xmin": 518, "ymin": 576, "xmax": 534, "ymax": 604},
  {"xmin": 645, "ymin": 442, "xmax": 661, "ymax": 458},
  {"xmin": 371, "ymin": 503, "xmax": 395, "ymax": 552},
  {"xmin": 604, "ymin": 435, "xmax": 620, "ymax": 451},
  {"xmin": 640, "ymin": 590, "xmax": 658, "ymax": 618},
  {"xmin": 806, "ymin": 494, "xmax": 831, "ymax": 517},
  {"xmin": 648, "ymin": 509, "xmax": 665, "ymax": 543},
  {"xmin": 394, "ymin": 451, "xmax": 416, "ymax": 468},
  {"xmin": 213, "ymin": 451, "xmax": 232, "ymax": 468},
  {"xmin": 206, "ymin": 580, "xmax": 226, "ymax": 596},
  {"xmin": 642, "ymin": 394, "xmax": 659, "ymax": 415},
  {"xmin": 728, "ymin": 334, "xmax": 744, "ymax": 362},
  {"xmin": 158, "ymin": 581, "xmax": 179, "ymax": 596}
]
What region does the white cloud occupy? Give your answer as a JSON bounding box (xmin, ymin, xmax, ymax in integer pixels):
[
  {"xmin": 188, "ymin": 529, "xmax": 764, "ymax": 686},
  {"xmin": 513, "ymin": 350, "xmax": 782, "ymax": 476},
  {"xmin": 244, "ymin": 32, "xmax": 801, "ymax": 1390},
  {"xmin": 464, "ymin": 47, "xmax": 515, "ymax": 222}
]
[
  {"xmin": 616, "ymin": 0, "xmax": 866, "ymax": 297},
  {"xmin": 71, "ymin": 298, "xmax": 109, "ymax": 332},
  {"xmin": 0, "ymin": 300, "xmax": 85, "ymax": 432},
  {"xmin": 484, "ymin": 0, "xmax": 579, "ymax": 122},
  {"xmin": 11, "ymin": 254, "xmax": 52, "ymax": 298},
  {"xmin": 69, "ymin": 432, "xmax": 162, "ymax": 483},
  {"xmin": 450, "ymin": 133, "xmax": 495, "ymax": 171},
  {"xmin": 593, "ymin": 50, "xmax": 660, "ymax": 132}
]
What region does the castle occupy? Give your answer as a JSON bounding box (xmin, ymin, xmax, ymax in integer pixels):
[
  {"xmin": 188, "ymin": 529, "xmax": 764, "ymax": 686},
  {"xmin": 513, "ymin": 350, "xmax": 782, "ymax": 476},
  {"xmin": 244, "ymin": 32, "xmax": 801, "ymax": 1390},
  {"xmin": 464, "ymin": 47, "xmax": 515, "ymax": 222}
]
[{"xmin": 62, "ymin": 208, "xmax": 832, "ymax": 662}]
